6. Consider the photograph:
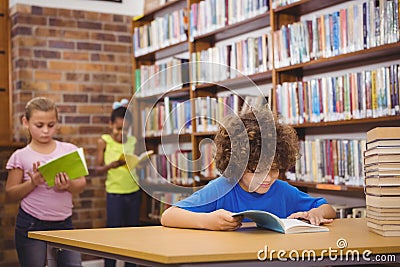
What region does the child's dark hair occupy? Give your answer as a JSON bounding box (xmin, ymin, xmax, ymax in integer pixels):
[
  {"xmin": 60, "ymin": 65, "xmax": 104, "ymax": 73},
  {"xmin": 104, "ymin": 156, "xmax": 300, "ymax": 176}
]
[
  {"xmin": 214, "ymin": 108, "xmax": 299, "ymax": 180},
  {"xmin": 111, "ymin": 106, "xmax": 132, "ymax": 125}
]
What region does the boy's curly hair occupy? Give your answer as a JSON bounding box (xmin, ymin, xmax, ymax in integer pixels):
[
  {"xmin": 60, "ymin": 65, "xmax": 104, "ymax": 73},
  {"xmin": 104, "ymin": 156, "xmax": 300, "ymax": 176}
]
[{"xmin": 214, "ymin": 108, "xmax": 299, "ymax": 180}]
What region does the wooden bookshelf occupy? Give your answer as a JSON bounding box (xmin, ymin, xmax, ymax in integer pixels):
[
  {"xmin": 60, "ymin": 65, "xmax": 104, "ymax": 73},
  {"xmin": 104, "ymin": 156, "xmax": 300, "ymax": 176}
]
[
  {"xmin": 0, "ymin": 0, "xmax": 11, "ymax": 143},
  {"xmin": 132, "ymin": 0, "xmax": 400, "ymax": 223},
  {"xmin": 134, "ymin": 86, "xmax": 190, "ymax": 102},
  {"xmin": 293, "ymin": 116, "xmax": 400, "ymax": 129},
  {"xmin": 273, "ymin": 0, "xmax": 349, "ymax": 16},
  {"xmin": 134, "ymin": 40, "xmax": 188, "ymax": 62},
  {"xmin": 276, "ymin": 42, "xmax": 400, "ymax": 76},
  {"xmin": 193, "ymin": 12, "xmax": 271, "ymax": 44},
  {"xmin": 140, "ymin": 0, "xmax": 183, "ymax": 21},
  {"xmin": 285, "ymin": 179, "xmax": 364, "ymax": 192},
  {"xmin": 194, "ymin": 70, "xmax": 273, "ymax": 91}
]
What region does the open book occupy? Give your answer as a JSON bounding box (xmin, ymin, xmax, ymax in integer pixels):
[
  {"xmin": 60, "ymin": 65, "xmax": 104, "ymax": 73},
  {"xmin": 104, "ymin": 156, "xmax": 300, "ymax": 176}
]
[
  {"xmin": 119, "ymin": 150, "xmax": 154, "ymax": 169},
  {"xmin": 38, "ymin": 147, "xmax": 89, "ymax": 187},
  {"xmin": 232, "ymin": 210, "xmax": 329, "ymax": 234}
]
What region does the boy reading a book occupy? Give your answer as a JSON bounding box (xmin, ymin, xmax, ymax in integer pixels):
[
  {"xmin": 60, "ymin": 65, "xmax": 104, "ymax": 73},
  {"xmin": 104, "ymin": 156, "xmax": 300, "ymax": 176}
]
[
  {"xmin": 95, "ymin": 102, "xmax": 141, "ymax": 267},
  {"xmin": 6, "ymin": 97, "xmax": 86, "ymax": 267},
  {"xmin": 161, "ymin": 107, "xmax": 336, "ymax": 231}
]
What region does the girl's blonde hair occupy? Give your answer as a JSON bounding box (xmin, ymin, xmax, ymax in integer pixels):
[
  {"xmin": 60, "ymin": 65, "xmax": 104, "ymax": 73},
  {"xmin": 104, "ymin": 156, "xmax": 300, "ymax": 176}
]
[{"xmin": 25, "ymin": 97, "xmax": 58, "ymax": 121}]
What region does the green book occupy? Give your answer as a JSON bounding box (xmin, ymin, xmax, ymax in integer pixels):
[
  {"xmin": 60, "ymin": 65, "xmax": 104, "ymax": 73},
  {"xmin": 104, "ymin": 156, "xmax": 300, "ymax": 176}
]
[
  {"xmin": 135, "ymin": 69, "xmax": 141, "ymax": 93},
  {"xmin": 38, "ymin": 147, "xmax": 89, "ymax": 187}
]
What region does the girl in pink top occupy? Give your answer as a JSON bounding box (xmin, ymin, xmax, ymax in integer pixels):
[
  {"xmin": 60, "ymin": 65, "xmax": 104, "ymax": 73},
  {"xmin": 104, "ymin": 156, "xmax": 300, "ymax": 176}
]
[{"xmin": 6, "ymin": 97, "xmax": 86, "ymax": 267}]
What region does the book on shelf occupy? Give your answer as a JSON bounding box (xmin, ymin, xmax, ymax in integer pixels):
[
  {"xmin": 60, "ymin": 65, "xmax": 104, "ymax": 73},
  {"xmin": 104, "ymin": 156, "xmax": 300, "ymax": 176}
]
[
  {"xmin": 38, "ymin": 148, "xmax": 88, "ymax": 187},
  {"xmin": 365, "ymin": 194, "xmax": 400, "ymax": 208},
  {"xmin": 367, "ymin": 127, "xmax": 400, "ymax": 142},
  {"xmin": 119, "ymin": 150, "xmax": 154, "ymax": 169},
  {"xmin": 364, "ymin": 162, "xmax": 400, "ymax": 171},
  {"xmin": 367, "ymin": 221, "xmax": 400, "ymax": 231},
  {"xmin": 368, "ymin": 217, "xmax": 400, "ymax": 225},
  {"xmin": 367, "ymin": 206, "xmax": 400, "ymax": 214},
  {"xmin": 365, "ymin": 175, "xmax": 400, "ymax": 187},
  {"xmin": 364, "ymin": 153, "xmax": 400, "ymax": 165},
  {"xmin": 276, "ymin": 63, "xmax": 400, "ymax": 124},
  {"xmin": 367, "ymin": 210, "xmax": 400, "ymax": 220},
  {"xmin": 367, "ymin": 140, "xmax": 400, "ymax": 150},
  {"xmin": 232, "ymin": 210, "xmax": 329, "ymax": 234},
  {"xmin": 365, "ymin": 186, "xmax": 400, "ymax": 196},
  {"xmin": 368, "ymin": 227, "xmax": 400, "ymax": 237},
  {"xmin": 364, "ymin": 146, "xmax": 400, "ymax": 157}
]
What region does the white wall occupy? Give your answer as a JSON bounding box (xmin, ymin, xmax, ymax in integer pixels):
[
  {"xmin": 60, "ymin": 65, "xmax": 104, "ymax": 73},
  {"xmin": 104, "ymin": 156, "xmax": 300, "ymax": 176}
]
[{"xmin": 9, "ymin": 0, "xmax": 144, "ymax": 16}]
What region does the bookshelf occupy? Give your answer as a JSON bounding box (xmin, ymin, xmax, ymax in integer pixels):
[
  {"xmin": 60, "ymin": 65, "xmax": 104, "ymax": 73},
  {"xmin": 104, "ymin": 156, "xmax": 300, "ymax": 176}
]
[
  {"xmin": 132, "ymin": 0, "xmax": 400, "ymax": 223},
  {"xmin": 0, "ymin": 0, "xmax": 11, "ymax": 143}
]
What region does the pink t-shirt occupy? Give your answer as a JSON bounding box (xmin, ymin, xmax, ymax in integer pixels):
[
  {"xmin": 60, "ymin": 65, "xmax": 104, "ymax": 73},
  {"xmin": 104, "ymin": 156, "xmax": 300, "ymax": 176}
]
[{"xmin": 6, "ymin": 141, "xmax": 78, "ymax": 221}]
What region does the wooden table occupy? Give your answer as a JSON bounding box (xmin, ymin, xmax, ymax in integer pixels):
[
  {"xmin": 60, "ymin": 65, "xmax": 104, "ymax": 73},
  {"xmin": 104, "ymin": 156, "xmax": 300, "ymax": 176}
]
[{"xmin": 29, "ymin": 218, "xmax": 400, "ymax": 266}]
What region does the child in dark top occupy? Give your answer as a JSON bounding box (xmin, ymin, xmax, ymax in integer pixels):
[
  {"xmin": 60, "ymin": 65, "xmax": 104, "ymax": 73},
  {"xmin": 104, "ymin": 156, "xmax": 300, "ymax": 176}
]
[
  {"xmin": 161, "ymin": 107, "xmax": 336, "ymax": 231},
  {"xmin": 95, "ymin": 103, "xmax": 140, "ymax": 267}
]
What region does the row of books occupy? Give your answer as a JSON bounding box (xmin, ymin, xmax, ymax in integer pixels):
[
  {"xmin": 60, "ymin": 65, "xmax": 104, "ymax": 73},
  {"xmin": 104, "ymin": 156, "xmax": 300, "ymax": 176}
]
[
  {"xmin": 291, "ymin": 139, "xmax": 366, "ymax": 186},
  {"xmin": 134, "ymin": 32, "xmax": 272, "ymax": 97},
  {"xmin": 147, "ymin": 191, "xmax": 191, "ymax": 220},
  {"xmin": 275, "ymin": 64, "xmax": 400, "ymax": 124},
  {"xmin": 141, "ymin": 95, "xmax": 265, "ymax": 137},
  {"xmin": 141, "ymin": 98, "xmax": 192, "ymax": 137},
  {"xmin": 194, "ymin": 95, "xmax": 266, "ymax": 133},
  {"xmin": 139, "ymin": 151, "xmax": 195, "ymax": 186},
  {"xmin": 364, "ymin": 127, "xmax": 400, "ymax": 237},
  {"xmin": 190, "ymin": 33, "xmax": 273, "ymax": 85},
  {"xmin": 134, "ymin": 58, "xmax": 189, "ymax": 98},
  {"xmin": 274, "ymin": 0, "xmax": 399, "ymax": 68},
  {"xmin": 189, "ymin": 0, "xmax": 269, "ymax": 39},
  {"xmin": 133, "ymin": 8, "xmax": 187, "ymax": 57}
]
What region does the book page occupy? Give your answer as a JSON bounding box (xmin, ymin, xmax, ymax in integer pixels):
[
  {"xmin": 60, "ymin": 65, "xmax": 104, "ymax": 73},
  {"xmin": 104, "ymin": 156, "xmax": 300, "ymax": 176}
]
[
  {"xmin": 232, "ymin": 210, "xmax": 285, "ymax": 233},
  {"xmin": 121, "ymin": 150, "xmax": 154, "ymax": 169},
  {"xmin": 281, "ymin": 219, "xmax": 329, "ymax": 234},
  {"xmin": 233, "ymin": 210, "xmax": 329, "ymax": 234}
]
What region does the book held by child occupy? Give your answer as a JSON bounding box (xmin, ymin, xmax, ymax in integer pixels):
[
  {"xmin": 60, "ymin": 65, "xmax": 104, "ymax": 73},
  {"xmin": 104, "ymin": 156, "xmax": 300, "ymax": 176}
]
[{"xmin": 38, "ymin": 147, "xmax": 89, "ymax": 187}]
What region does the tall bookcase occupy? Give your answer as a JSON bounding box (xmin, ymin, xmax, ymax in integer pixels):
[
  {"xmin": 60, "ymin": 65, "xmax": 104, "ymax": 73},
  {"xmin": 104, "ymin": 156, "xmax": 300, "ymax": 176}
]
[
  {"xmin": 132, "ymin": 0, "xmax": 400, "ymax": 223},
  {"xmin": 0, "ymin": 0, "xmax": 11, "ymax": 144}
]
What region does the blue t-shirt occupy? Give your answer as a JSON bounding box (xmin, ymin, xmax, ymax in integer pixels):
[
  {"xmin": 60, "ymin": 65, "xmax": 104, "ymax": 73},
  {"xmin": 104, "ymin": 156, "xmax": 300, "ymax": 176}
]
[{"xmin": 176, "ymin": 177, "xmax": 328, "ymax": 218}]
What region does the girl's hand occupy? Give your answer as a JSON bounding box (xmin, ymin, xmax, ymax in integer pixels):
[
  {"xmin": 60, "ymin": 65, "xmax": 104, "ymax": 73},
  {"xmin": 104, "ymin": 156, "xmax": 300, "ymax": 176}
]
[
  {"xmin": 205, "ymin": 209, "xmax": 243, "ymax": 231},
  {"xmin": 109, "ymin": 160, "xmax": 125, "ymax": 169},
  {"xmin": 54, "ymin": 172, "xmax": 71, "ymax": 191},
  {"xmin": 27, "ymin": 161, "xmax": 45, "ymax": 187},
  {"xmin": 287, "ymin": 210, "xmax": 333, "ymax": 226}
]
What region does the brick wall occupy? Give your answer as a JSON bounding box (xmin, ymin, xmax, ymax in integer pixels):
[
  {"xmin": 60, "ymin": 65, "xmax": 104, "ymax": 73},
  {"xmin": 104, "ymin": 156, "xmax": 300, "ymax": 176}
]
[
  {"xmin": 1, "ymin": 4, "xmax": 135, "ymax": 267},
  {"xmin": 10, "ymin": 4, "xmax": 133, "ymax": 165}
]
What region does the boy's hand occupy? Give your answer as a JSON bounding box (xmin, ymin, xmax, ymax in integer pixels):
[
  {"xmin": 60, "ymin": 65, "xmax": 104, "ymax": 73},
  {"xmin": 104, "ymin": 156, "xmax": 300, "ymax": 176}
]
[
  {"xmin": 205, "ymin": 209, "xmax": 242, "ymax": 231},
  {"xmin": 287, "ymin": 210, "xmax": 333, "ymax": 226},
  {"xmin": 28, "ymin": 161, "xmax": 45, "ymax": 187}
]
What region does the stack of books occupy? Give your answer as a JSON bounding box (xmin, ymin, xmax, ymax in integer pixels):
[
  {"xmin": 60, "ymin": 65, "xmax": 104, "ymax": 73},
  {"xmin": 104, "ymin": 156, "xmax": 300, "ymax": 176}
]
[{"xmin": 364, "ymin": 127, "xmax": 400, "ymax": 237}]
